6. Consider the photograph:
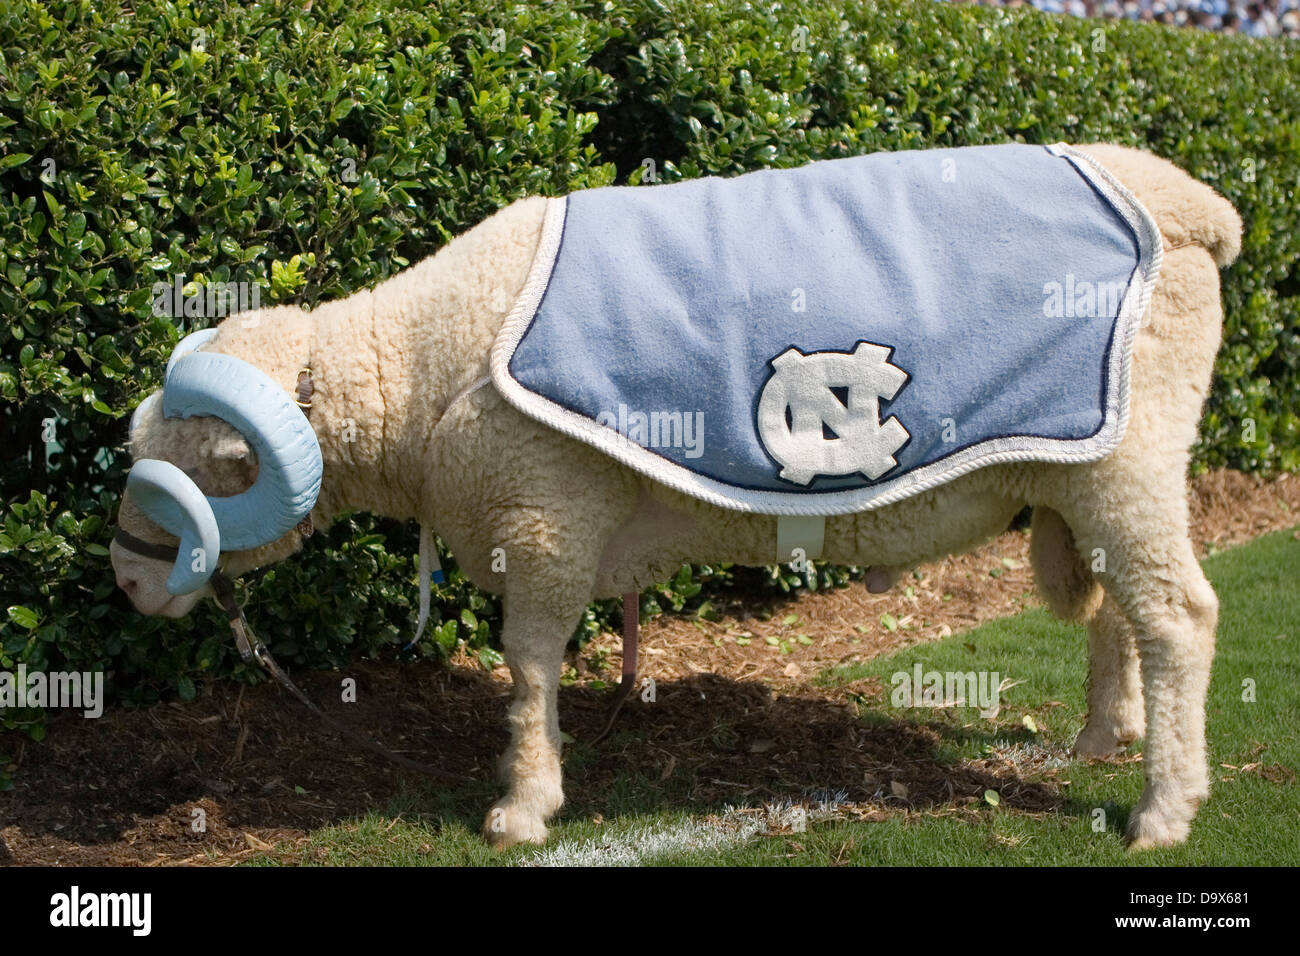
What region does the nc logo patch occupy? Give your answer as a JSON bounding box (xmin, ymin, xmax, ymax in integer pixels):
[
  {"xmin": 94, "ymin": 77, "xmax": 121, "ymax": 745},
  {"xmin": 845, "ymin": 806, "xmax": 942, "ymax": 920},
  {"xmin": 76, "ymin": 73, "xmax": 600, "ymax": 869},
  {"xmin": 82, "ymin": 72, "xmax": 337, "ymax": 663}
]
[{"xmin": 756, "ymin": 341, "xmax": 910, "ymax": 485}]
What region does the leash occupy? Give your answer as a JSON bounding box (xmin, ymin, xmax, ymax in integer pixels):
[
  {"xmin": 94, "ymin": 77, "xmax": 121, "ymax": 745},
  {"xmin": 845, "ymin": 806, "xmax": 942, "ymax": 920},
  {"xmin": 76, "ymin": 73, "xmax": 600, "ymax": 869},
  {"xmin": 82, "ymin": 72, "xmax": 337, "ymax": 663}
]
[
  {"xmin": 119, "ymin": 359, "xmax": 639, "ymax": 772},
  {"xmin": 118, "ymin": 539, "xmax": 640, "ymax": 761},
  {"xmin": 207, "ymin": 370, "xmax": 470, "ymax": 782},
  {"xmin": 209, "ymin": 571, "xmax": 472, "ymax": 783}
]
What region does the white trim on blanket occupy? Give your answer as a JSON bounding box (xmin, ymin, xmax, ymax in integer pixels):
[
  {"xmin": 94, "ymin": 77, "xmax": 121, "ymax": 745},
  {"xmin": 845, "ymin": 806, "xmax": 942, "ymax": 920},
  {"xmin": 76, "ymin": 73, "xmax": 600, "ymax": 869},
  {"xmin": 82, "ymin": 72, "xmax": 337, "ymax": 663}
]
[{"xmin": 489, "ymin": 144, "xmax": 1163, "ymax": 517}]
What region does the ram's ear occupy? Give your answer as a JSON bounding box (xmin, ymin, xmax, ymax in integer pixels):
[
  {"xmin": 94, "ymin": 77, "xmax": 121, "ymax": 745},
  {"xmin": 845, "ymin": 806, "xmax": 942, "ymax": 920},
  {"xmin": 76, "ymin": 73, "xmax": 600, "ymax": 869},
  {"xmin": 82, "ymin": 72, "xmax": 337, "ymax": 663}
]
[
  {"xmin": 195, "ymin": 432, "xmax": 259, "ymax": 490},
  {"xmin": 210, "ymin": 435, "xmax": 256, "ymax": 464}
]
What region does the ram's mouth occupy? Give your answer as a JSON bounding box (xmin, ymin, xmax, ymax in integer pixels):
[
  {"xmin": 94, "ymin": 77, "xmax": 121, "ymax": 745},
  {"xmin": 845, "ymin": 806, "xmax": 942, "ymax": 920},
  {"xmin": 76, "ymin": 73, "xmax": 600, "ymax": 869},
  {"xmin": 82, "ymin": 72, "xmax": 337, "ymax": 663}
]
[{"xmin": 127, "ymin": 592, "xmax": 180, "ymax": 618}]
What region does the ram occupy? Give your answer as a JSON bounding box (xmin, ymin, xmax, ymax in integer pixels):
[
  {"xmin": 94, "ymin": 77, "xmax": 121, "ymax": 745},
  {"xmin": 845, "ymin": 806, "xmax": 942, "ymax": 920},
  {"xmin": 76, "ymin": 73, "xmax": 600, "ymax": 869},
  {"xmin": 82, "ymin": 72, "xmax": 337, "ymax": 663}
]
[{"xmin": 110, "ymin": 142, "xmax": 1241, "ymax": 849}]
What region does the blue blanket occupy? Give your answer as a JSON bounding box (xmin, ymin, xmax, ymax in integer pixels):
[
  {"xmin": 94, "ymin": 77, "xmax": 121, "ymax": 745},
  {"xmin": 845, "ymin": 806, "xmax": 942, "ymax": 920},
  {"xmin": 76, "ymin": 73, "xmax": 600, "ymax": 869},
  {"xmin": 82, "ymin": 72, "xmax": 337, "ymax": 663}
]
[{"xmin": 490, "ymin": 143, "xmax": 1160, "ymax": 515}]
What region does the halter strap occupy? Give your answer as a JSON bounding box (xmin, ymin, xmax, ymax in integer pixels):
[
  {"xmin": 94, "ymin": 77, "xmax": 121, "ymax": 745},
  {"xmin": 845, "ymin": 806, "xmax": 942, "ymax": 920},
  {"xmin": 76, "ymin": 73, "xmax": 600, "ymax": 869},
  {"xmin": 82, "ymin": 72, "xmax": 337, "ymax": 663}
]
[{"xmin": 112, "ymin": 527, "xmax": 181, "ymax": 562}]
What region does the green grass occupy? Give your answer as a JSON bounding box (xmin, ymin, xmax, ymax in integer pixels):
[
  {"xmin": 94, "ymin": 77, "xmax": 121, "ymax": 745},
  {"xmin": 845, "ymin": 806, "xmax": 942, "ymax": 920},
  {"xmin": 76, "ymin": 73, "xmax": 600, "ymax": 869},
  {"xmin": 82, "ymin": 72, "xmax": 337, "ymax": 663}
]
[{"xmin": 251, "ymin": 527, "xmax": 1300, "ymax": 866}]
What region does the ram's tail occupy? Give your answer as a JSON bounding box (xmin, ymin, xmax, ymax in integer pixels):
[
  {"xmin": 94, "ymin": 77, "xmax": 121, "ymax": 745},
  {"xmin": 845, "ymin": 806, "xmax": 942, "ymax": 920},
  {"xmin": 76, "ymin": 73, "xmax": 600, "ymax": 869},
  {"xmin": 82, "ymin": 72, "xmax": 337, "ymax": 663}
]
[
  {"xmin": 1078, "ymin": 144, "xmax": 1243, "ymax": 267},
  {"xmin": 1030, "ymin": 506, "xmax": 1104, "ymax": 624}
]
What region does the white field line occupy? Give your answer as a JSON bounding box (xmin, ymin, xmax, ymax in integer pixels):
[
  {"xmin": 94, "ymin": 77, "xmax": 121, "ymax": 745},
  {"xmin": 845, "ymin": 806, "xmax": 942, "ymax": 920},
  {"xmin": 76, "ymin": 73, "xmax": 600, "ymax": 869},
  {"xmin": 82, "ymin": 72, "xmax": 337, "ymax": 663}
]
[
  {"xmin": 517, "ymin": 794, "xmax": 859, "ymax": 867},
  {"xmin": 518, "ymin": 815, "xmax": 765, "ymax": 867}
]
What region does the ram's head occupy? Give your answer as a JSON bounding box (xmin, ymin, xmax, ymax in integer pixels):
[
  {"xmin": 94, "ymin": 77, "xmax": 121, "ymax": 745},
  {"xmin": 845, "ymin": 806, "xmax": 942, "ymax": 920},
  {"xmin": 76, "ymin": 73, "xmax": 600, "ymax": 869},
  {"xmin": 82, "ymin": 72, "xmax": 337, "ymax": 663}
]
[{"xmin": 109, "ymin": 329, "xmax": 322, "ymax": 617}]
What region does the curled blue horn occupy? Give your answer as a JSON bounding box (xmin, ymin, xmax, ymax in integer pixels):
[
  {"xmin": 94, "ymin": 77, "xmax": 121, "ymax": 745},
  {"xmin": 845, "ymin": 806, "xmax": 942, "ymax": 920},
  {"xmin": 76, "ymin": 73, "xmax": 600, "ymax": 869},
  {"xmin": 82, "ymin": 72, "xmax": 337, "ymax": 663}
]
[
  {"xmin": 125, "ymin": 327, "xmax": 322, "ymax": 593},
  {"xmin": 160, "ymin": 350, "xmax": 322, "ymax": 551},
  {"xmin": 125, "ymin": 459, "xmax": 222, "ymax": 595},
  {"xmin": 164, "ymin": 328, "xmax": 219, "ymax": 386}
]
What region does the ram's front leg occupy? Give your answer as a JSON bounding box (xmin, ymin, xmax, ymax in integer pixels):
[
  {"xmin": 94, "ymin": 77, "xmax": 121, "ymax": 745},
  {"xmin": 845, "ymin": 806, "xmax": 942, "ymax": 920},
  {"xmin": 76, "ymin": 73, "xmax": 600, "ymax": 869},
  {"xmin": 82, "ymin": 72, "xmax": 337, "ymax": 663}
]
[{"xmin": 483, "ymin": 582, "xmax": 590, "ymax": 848}]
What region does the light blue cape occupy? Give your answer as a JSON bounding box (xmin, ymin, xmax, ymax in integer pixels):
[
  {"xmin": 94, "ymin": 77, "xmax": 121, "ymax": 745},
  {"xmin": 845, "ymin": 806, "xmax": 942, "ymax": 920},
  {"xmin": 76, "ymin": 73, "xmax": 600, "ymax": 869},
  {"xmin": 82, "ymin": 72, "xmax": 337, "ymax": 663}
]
[{"xmin": 491, "ymin": 143, "xmax": 1160, "ymax": 516}]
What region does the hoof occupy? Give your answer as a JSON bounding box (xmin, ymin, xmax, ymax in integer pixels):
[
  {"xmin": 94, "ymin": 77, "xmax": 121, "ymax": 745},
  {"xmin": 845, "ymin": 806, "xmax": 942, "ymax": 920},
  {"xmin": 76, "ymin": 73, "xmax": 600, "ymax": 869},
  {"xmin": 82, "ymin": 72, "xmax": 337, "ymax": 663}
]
[
  {"xmin": 1125, "ymin": 815, "xmax": 1190, "ymax": 850},
  {"xmin": 1125, "ymin": 792, "xmax": 1200, "ymax": 850},
  {"xmin": 483, "ymin": 801, "xmax": 549, "ymax": 849},
  {"xmin": 1071, "ymin": 724, "xmax": 1136, "ymax": 760}
]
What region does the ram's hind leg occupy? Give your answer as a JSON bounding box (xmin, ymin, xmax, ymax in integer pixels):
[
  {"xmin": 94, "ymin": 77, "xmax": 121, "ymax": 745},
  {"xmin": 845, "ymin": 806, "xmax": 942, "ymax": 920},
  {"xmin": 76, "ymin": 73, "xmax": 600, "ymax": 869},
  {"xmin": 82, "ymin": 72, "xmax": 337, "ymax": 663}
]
[
  {"xmin": 1120, "ymin": 550, "xmax": 1215, "ymax": 849},
  {"xmin": 1063, "ymin": 495, "xmax": 1217, "ymax": 849},
  {"xmin": 1029, "ymin": 506, "xmax": 1142, "ymax": 755},
  {"xmin": 1074, "ymin": 595, "xmax": 1146, "ymax": 758}
]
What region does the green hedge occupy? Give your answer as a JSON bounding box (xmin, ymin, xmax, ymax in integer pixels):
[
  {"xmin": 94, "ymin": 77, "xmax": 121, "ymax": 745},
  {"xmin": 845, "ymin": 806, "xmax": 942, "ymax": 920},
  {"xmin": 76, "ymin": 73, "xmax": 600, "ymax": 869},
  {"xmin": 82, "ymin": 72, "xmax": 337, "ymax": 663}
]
[{"xmin": 2, "ymin": 0, "xmax": 1297, "ymax": 741}]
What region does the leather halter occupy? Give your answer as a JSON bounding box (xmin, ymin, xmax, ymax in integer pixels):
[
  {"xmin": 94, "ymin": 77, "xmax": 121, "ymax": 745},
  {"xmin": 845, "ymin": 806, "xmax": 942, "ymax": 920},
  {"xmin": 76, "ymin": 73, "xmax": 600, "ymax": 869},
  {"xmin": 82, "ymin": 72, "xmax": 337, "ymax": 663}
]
[{"xmin": 111, "ymin": 527, "xmax": 184, "ymax": 563}]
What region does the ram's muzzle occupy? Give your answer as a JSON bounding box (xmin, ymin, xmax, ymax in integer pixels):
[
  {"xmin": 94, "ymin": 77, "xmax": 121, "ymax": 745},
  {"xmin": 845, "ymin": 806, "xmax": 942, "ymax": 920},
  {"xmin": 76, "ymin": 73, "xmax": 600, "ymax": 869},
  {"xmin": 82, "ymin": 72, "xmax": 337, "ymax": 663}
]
[{"xmin": 121, "ymin": 329, "xmax": 323, "ymax": 595}]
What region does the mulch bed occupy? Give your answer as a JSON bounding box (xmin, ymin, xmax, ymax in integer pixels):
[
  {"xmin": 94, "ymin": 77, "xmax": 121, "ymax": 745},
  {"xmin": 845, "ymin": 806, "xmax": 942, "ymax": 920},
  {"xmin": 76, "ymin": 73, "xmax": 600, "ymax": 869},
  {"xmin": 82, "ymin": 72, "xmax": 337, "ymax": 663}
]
[{"xmin": 1, "ymin": 469, "xmax": 1296, "ymax": 865}]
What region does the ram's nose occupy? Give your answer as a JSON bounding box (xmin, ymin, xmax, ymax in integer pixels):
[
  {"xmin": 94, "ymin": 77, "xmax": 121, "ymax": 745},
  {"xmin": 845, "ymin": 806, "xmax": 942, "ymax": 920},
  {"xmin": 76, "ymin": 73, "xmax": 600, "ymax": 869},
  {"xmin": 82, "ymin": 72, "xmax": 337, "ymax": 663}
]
[{"xmin": 115, "ymin": 571, "xmax": 139, "ymax": 596}]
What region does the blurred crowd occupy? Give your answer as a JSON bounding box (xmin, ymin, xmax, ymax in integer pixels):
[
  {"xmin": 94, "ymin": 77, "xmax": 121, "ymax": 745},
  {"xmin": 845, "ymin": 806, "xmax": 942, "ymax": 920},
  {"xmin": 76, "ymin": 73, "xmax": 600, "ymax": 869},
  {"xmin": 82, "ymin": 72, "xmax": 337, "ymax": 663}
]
[{"xmin": 949, "ymin": 0, "xmax": 1300, "ymax": 38}]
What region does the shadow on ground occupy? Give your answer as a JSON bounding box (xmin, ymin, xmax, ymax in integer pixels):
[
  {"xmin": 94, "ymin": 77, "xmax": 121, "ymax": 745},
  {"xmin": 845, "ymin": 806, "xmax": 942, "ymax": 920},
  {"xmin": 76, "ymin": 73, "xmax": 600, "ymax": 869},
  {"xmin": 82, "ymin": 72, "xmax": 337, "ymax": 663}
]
[{"xmin": 0, "ymin": 662, "xmax": 1063, "ymax": 865}]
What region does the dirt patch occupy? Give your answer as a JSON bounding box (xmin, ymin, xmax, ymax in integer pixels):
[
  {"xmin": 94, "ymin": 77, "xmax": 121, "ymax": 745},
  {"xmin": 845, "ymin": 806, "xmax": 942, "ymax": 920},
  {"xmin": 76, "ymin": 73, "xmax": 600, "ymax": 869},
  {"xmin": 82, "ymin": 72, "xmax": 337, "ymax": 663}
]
[
  {"xmin": 0, "ymin": 665, "xmax": 507, "ymax": 865},
  {"xmin": 1, "ymin": 469, "xmax": 1296, "ymax": 865}
]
